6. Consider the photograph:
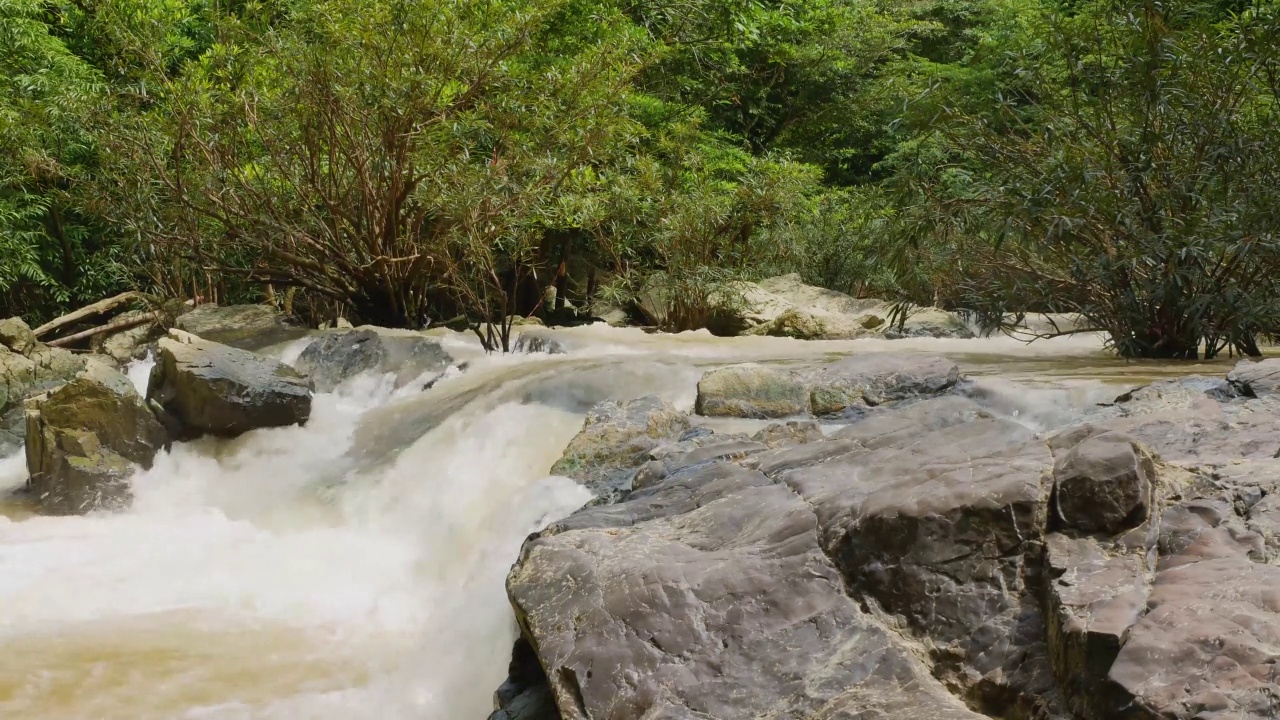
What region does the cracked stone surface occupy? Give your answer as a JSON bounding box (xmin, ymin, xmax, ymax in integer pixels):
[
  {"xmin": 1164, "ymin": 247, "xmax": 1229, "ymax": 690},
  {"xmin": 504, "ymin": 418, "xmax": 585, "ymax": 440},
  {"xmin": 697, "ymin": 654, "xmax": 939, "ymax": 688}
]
[{"xmin": 495, "ymin": 358, "xmax": 1280, "ymax": 720}]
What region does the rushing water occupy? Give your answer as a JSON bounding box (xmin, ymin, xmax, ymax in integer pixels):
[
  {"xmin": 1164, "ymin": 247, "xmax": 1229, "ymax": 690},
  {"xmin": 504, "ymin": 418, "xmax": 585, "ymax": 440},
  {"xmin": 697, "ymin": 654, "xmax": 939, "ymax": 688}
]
[{"xmin": 0, "ymin": 327, "xmax": 1248, "ymax": 718}]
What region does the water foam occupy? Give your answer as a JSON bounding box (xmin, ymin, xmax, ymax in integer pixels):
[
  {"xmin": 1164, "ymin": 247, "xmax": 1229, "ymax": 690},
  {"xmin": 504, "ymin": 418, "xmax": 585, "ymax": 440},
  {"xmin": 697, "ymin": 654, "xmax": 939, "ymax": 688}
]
[{"xmin": 0, "ymin": 358, "xmax": 591, "ymax": 719}]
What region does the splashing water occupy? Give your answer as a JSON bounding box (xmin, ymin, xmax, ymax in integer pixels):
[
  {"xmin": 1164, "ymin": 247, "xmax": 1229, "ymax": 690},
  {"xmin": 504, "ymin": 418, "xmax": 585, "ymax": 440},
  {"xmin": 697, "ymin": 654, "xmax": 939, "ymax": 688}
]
[{"xmin": 0, "ymin": 347, "xmax": 607, "ymax": 719}]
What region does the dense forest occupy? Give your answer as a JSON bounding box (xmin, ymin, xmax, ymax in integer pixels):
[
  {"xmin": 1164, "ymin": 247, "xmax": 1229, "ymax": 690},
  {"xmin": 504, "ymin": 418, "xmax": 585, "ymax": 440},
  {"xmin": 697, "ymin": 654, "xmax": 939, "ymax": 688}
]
[{"xmin": 3, "ymin": 0, "xmax": 1279, "ymax": 357}]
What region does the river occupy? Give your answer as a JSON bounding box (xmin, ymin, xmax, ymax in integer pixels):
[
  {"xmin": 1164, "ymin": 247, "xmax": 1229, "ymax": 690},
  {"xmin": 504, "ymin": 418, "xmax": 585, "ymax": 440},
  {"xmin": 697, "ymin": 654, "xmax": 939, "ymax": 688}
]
[{"xmin": 0, "ymin": 327, "xmax": 1244, "ymax": 718}]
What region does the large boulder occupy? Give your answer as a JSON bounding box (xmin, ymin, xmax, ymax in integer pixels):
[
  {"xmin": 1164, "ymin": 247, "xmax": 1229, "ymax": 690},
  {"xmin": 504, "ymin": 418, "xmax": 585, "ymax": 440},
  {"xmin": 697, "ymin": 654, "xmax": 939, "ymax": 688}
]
[
  {"xmin": 508, "ymin": 462, "xmax": 990, "ymax": 720},
  {"xmin": 504, "ymin": 363, "xmax": 1280, "ymax": 720},
  {"xmin": 779, "ymin": 414, "xmax": 1061, "ymax": 715},
  {"xmin": 173, "ymin": 303, "xmax": 306, "ymax": 351},
  {"xmin": 24, "ymin": 361, "xmax": 167, "ymax": 515},
  {"xmin": 0, "ymin": 318, "xmax": 87, "ymax": 455},
  {"xmin": 148, "ymin": 331, "xmax": 313, "ymax": 439},
  {"xmin": 549, "ymin": 396, "xmax": 689, "ymax": 502},
  {"xmin": 293, "ymin": 327, "xmax": 453, "ymax": 393}
]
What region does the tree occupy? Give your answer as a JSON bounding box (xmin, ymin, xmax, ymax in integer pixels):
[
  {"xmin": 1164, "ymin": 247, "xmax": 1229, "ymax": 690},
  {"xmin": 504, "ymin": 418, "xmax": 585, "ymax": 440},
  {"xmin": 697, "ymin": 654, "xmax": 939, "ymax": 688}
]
[
  {"xmin": 112, "ymin": 0, "xmax": 645, "ymax": 346},
  {"xmin": 0, "ymin": 0, "xmax": 125, "ymax": 322},
  {"xmin": 883, "ymin": 0, "xmax": 1280, "ymax": 358}
]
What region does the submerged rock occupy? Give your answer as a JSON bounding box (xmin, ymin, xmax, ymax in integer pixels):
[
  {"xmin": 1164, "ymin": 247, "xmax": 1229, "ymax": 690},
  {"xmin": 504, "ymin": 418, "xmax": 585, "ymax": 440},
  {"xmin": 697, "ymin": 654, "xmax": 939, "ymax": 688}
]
[
  {"xmin": 173, "ymin": 303, "xmax": 305, "ymax": 351},
  {"xmin": 293, "ymin": 327, "xmax": 453, "ymax": 393},
  {"xmin": 148, "ymin": 331, "xmax": 313, "ymax": 439},
  {"xmin": 750, "ymin": 419, "xmax": 824, "ymax": 448},
  {"xmin": 25, "ymin": 361, "xmax": 167, "ymax": 515}
]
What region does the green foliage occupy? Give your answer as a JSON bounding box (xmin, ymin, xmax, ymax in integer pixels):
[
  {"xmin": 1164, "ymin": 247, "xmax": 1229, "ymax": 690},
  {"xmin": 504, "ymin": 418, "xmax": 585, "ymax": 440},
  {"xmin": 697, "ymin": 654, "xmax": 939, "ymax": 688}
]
[
  {"xmin": 881, "ymin": 0, "xmax": 1280, "ymax": 358},
  {"xmin": 0, "ymin": 0, "xmax": 131, "ymax": 322},
  {"xmin": 4, "ymin": 0, "xmax": 1279, "ymax": 355}
]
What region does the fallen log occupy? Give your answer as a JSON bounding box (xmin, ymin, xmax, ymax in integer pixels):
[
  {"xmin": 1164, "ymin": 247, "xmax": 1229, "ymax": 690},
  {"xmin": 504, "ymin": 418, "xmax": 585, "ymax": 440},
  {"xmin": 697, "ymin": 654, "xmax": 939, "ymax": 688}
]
[
  {"xmin": 33, "ymin": 291, "xmax": 149, "ymax": 338},
  {"xmin": 46, "ymin": 312, "xmax": 160, "ymax": 349}
]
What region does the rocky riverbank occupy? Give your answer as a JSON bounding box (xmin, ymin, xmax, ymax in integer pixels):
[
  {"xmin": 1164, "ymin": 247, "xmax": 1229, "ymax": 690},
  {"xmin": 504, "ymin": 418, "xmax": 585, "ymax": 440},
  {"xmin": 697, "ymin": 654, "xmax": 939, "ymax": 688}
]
[
  {"xmin": 1, "ymin": 308, "xmax": 458, "ymax": 516},
  {"xmin": 493, "ymin": 354, "xmax": 1280, "ymax": 720}
]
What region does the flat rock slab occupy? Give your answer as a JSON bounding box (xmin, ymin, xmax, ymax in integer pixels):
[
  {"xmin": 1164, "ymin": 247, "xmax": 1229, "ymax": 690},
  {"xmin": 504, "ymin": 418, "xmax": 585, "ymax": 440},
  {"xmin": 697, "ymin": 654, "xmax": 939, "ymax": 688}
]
[
  {"xmin": 695, "ymin": 353, "xmax": 960, "ymax": 420},
  {"xmin": 1108, "ymin": 516, "xmax": 1280, "ymax": 719},
  {"xmin": 148, "ymin": 332, "xmax": 313, "ymax": 439},
  {"xmin": 509, "ymin": 462, "xmax": 989, "ymax": 720}
]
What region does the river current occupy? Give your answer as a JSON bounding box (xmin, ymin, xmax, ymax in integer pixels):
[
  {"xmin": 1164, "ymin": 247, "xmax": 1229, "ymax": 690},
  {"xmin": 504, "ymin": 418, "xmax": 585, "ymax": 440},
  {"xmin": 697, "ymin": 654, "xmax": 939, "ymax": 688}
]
[{"xmin": 0, "ymin": 327, "xmax": 1243, "ymax": 718}]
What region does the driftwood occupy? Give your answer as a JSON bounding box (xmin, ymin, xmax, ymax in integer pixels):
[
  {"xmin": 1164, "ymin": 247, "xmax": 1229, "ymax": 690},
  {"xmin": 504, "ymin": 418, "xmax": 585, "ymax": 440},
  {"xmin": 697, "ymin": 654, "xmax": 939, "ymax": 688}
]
[
  {"xmin": 33, "ymin": 291, "xmax": 149, "ymax": 338},
  {"xmin": 46, "ymin": 312, "xmax": 161, "ymax": 348}
]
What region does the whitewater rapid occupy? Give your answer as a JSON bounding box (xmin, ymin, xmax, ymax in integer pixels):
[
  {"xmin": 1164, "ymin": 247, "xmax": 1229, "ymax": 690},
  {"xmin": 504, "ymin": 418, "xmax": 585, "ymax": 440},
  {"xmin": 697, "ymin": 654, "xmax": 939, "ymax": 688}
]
[{"xmin": 0, "ymin": 327, "xmax": 1232, "ymax": 718}]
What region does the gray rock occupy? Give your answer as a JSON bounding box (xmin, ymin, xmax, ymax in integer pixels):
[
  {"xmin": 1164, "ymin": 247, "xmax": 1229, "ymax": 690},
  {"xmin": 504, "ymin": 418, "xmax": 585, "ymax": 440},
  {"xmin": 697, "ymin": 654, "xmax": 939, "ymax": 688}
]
[
  {"xmin": 148, "ymin": 332, "xmax": 312, "ymax": 439},
  {"xmin": 1044, "ymin": 534, "xmax": 1150, "ymax": 718},
  {"xmin": 507, "ymin": 373, "xmax": 1280, "ymax": 720},
  {"xmin": 695, "ymin": 365, "xmax": 809, "ymax": 418},
  {"xmin": 550, "ymin": 396, "xmax": 689, "ymax": 502},
  {"xmin": 1051, "ymin": 430, "xmax": 1155, "ymax": 535},
  {"xmin": 750, "ymin": 419, "xmax": 824, "ymax": 448},
  {"xmin": 778, "ymin": 413, "xmax": 1061, "ymax": 714},
  {"xmin": 0, "ymin": 317, "xmax": 37, "ymax": 355},
  {"xmin": 24, "ymin": 361, "xmax": 167, "ymax": 515},
  {"xmin": 90, "ymin": 308, "xmax": 164, "ymax": 362},
  {"xmin": 0, "ymin": 334, "xmax": 87, "ymax": 455},
  {"xmin": 293, "ymin": 328, "xmax": 453, "ymax": 392},
  {"xmin": 508, "ymin": 461, "xmax": 989, "ymax": 720},
  {"xmin": 174, "ymin": 304, "xmax": 306, "ymax": 351},
  {"xmin": 805, "ymin": 353, "xmax": 961, "ymax": 413},
  {"xmin": 1227, "ymin": 358, "xmax": 1280, "ymax": 398},
  {"xmin": 1106, "ymin": 503, "xmax": 1280, "ymax": 719}
]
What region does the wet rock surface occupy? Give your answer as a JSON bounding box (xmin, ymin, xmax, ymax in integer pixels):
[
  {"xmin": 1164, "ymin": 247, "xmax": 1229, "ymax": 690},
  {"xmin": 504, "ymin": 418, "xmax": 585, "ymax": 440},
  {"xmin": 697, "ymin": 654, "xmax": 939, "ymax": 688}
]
[
  {"xmin": 0, "ymin": 317, "xmax": 88, "ymax": 455},
  {"xmin": 498, "ymin": 354, "xmax": 1280, "ymax": 720},
  {"xmin": 293, "ymin": 327, "xmax": 453, "ymax": 392},
  {"xmin": 695, "ymin": 353, "xmax": 960, "ymax": 419},
  {"xmin": 549, "ymin": 396, "xmax": 689, "ymax": 503},
  {"xmin": 148, "ymin": 331, "xmax": 313, "ymax": 439},
  {"xmin": 24, "ymin": 361, "xmax": 167, "ymax": 514}
]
